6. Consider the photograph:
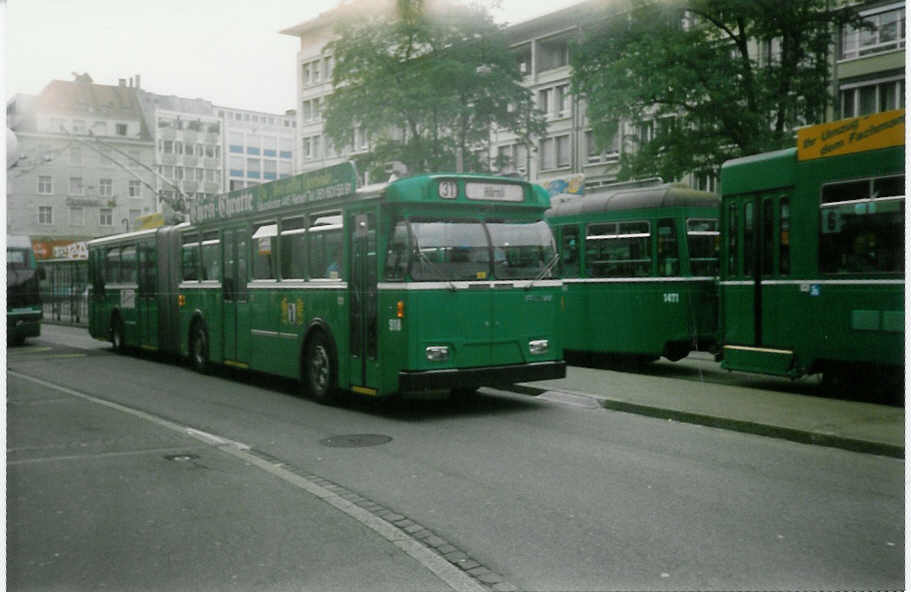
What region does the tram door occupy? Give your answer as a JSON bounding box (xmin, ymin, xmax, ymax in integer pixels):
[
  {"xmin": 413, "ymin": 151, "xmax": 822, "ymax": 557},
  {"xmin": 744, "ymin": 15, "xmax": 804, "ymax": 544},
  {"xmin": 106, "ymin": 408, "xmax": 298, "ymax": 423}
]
[
  {"xmin": 137, "ymin": 238, "xmax": 158, "ymax": 349},
  {"xmin": 726, "ymin": 193, "xmax": 781, "ymax": 347},
  {"xmin": 349, "ymin": 212, "xmax": 378, "ymax": 391},
  {"xmin": 222, "ymin": 227, "xmax": 251, "ymax": 364}
]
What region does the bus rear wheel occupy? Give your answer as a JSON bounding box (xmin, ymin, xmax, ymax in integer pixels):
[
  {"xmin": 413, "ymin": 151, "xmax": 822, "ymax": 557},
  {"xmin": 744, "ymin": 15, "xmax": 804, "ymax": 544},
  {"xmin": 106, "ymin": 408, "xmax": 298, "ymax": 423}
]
[
  {"xmin": 304, "ymin": 332, "xmax": 336, "ymax": 404},
  {"xmin": 189, "ymin": 323, "xmax": 210, "ymax": 373}
]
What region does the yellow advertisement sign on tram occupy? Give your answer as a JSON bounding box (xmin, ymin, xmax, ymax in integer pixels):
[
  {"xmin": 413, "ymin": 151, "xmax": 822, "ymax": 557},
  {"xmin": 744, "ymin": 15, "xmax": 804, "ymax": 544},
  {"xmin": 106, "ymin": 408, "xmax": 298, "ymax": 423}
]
[{"xmin": 797, "ymin": 109, "xmax": 904, "ymax": 161}]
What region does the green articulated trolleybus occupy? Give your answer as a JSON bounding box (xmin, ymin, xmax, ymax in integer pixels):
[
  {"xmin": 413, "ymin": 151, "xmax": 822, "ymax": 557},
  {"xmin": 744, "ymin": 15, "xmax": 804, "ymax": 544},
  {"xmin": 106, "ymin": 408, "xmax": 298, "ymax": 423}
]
[
  {"xmin": 546, "ymin": 182, "xmax": 720, "ymax": 363},
  {"xmin": 88, "ymin": 162, "xmax": 565, "ymax": 402},
  {"xmin": 719, "ymin": 109, "xmax": 904, "ymax": 391}
]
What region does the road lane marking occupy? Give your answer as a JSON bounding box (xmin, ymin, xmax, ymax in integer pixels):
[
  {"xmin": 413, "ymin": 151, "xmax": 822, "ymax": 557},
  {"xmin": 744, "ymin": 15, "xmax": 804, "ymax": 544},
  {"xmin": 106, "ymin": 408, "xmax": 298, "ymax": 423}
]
[{"xmin": 8, "ymin": 370, "xmax": 487, "ymax": 592}]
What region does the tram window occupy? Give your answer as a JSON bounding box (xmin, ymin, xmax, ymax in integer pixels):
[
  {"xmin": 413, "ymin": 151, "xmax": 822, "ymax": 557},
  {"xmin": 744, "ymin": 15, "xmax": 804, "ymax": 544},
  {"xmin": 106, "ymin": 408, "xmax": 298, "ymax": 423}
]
[
  {"xmin": 252, "ymin": 222, "xmax": 277, "ymax": 280},
  {"xmin": 182, "ymin": 231, "xmax": 199, "ymax": 281},
  {"xmin": 762, "ymin": 199, "xmax": 774, "ymax": 276},
  {"xmin": 280, "ymin": 216, "xmax": 307, "ymax": 280},
  {"xmin": 657, "ymin": 218, "xmax": 678, "ymax": 276},
  {"xmin": 201, "ymin": 231, "xmax": 220, "ymax": 281},
  {"xmin": 687, "ymin": 219, "xmax": 719, "ymax": 276},
  {"xmin": 743, "ymin": 202, "xmax": 754, "ymax": 277},
  {"xmin": 140, "ymin": 241, "xmax": 156, "ymax": 293},
  {"xmin": 586, "ymin": 221, "xmax": 650, "ymax": 277},
  {"xmin": 726, "ymin": 203, "xmax": 737, "ymax": 277},
  {"xmin": 384, "ymin": 221, "xmax": 409, "ymax": 281},
  {"xmin": 121, "ymin": 245, "xmax": 138, "ymax": 284},
  {"xmin": 310, "ymin": 213, "xmax": 343, "ymax": 279},
  {"xmin": 105, "ymin": 247, "xmax": 120, "ymax": 283},
  {"xmin": 819, "ymin": 175, "xmax": 904, "ymax": 274},
  {"xmin": 560, "ymin": 225, "xmax": 580, "ymax": 277},
  {"xmin": 779, "ymin": 199, "xmax": 790, "ymax": 276}
]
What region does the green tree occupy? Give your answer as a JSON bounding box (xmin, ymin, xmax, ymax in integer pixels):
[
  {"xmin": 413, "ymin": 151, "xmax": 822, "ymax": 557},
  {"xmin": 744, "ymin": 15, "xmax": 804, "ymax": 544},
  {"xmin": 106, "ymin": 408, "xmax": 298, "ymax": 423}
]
[
  {"xmin": 323, "ymin": 0, "xmax": 545, "ymax": 178},
  {"xmin": 571, "ymin": 0, "xmax": 861, "ymax": 182}
]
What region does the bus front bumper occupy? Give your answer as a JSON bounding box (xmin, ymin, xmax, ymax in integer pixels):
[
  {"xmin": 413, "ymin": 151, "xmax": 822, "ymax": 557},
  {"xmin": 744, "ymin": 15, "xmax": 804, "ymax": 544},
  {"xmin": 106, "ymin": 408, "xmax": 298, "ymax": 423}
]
[{"xmin": 398, "ymin": 360, "xmax": 566, "ymax": 393}]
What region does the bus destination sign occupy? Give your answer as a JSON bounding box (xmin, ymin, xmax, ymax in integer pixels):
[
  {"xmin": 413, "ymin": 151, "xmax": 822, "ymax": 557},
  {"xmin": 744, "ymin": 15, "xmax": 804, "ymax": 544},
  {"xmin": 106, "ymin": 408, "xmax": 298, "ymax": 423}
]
[{"xmin": 189, "ymin": 161, "xmax": 359, "ymax": 224}]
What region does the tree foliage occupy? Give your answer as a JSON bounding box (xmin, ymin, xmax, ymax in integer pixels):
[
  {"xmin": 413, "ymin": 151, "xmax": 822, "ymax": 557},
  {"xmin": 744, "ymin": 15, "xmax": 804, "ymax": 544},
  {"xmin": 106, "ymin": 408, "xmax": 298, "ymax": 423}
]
[
  {"xmin": 323, "ymin": 0, "xmax": 545, "ymax": 179},
  {"xmin": 571, "ymin": 0, "xmax": 861, "ymax": 182}
]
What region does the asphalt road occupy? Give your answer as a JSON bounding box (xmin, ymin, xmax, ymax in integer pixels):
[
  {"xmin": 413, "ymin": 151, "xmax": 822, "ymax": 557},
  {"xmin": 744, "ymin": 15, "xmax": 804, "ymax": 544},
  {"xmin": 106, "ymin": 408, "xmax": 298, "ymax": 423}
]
[{"xmin": 7, "ymin": 325, "xmax": 905, "ymax": 591}]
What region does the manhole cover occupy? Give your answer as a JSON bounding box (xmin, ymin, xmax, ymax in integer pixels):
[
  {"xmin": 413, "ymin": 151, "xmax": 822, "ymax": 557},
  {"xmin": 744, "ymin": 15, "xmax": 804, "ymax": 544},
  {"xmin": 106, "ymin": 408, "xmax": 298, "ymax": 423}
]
[
  {"xmin": 164, "ymin": 454, "xmax": 200, "ymax": 462},
  {"xmin": 319, "ymin": 434, "xmax": 393, "ymax": 448}
]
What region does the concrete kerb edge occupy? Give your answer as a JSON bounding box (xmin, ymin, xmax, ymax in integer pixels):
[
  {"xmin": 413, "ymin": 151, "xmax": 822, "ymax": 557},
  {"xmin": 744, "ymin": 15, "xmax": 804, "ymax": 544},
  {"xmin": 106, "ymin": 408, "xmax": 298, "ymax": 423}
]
[{"xmin": 505, "ymin": 384, "xmax": 904, "ymax": 459}]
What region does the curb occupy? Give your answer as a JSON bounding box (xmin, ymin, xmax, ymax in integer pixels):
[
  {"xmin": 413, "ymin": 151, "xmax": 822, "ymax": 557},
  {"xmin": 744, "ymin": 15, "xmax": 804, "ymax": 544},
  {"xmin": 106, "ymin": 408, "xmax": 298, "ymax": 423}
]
[{"xmin": 506, "ymin": 385, "xmax": 904, "ymax": 459}]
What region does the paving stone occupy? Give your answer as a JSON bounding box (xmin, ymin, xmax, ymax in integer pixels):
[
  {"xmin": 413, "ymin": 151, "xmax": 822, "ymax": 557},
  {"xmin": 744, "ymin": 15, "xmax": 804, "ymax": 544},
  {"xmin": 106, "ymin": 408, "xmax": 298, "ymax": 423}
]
[
  {"xmin": 425, "ymin": 535, "xmax": 446, "ymax": 547},
  {"xmin": 413, "ymin": 529, "xmax": 432, "ymax": 540},
  {"xmin": 403, "ymin": 524, "xmax": 423, "ymax": 534},
  {"xmin": 457, "ymin": 560, "xmax": 480, "ymax": 571},
  {"xmin": 492, "ymin": 583, "xmax": 519, "ymax": 592},
  {"xmin": 444, "ymin": 551, "xmax": 468, "ymax": 562},
  {"xmin": 437, "ymin": 544, "xmax": 457, "ymax": 554},
  {"xmin": 467, "ymin": 566, "xmax": 490, "ymax": 577},
  {"xmin": 477, "ymin": 572, "xmax": 503, "ymax": 584}
]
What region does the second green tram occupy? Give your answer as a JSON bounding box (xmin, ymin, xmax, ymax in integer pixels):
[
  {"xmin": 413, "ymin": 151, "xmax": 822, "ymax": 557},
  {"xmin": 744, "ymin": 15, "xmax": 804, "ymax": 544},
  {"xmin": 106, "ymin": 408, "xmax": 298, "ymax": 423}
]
[
  {"xmin": 88, "ymin": 163, "xmax": 565, "ymax": 401},
  {"xmin": 718, "ymin": 109, "xmax": 904, "ymax": 390},
  {"xmin": 547, "ymin": 182, "xmax": 720, "ymax": 363}
]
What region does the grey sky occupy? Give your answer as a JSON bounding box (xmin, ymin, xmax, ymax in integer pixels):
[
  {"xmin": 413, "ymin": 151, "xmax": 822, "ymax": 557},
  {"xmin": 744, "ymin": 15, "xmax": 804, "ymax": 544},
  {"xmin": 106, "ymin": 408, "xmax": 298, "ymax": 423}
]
[{"xmin": 6, "ymin": 0, "xmax": 580, "ymax": 115}]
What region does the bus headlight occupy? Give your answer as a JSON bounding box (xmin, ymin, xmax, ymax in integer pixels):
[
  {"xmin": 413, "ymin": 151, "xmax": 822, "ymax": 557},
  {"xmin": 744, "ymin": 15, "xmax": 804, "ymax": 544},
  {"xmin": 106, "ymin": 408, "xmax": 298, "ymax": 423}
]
[
  {"xmin": 529, "ymin": 339, "xmax": 549, "ymax": 355},
  {"xmin": 425, "ymin": 346, "xmax": 450, "ymax": 362}
]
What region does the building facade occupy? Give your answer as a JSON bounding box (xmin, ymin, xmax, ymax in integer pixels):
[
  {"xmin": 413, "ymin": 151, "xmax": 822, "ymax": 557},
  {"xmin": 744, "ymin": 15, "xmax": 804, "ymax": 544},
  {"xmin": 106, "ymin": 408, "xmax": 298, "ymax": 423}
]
[
  {"xmin": 280, "ymin": 0, "xmax": 904, "ymax": 192},
  {"xmin": 217, "ymin": 106, "xmax": 297, "ymax": 191},
  {"xmin": 7, "ymin": 76, "xmax": 157, "ymax": 249}
]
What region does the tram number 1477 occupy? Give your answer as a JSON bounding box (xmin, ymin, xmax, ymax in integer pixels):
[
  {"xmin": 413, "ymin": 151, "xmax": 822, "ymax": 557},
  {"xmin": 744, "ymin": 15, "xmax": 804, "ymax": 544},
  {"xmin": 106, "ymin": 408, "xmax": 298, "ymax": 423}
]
[{"xmin": 663, "ymin": 292, "xmax": 680, "ymax": 304}]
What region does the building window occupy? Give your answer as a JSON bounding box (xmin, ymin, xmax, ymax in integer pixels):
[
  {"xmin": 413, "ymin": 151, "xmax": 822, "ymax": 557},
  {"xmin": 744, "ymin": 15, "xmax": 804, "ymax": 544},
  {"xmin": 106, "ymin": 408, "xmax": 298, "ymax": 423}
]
[
  {"xmin": 840, "ymin": 78, "xmax": 905, "ymax": 118},
  {"xmin": 99, "ymin": 178, "xmax": 113, "ymax": 197},
  {"xmin": 38, "ymin": 175, "xmax": 53, "ymax": 194},
  {"xmin": 70, "ymin": 207, "xmax": 84, "ymax": 226},
  {"xmin": 116, "ymin": 123, "xmax": 128, "ymax": 136},
  {"xmin": 69, "ymin": 177, "xmax": 84, "ymax": 195},
  {"xmin": 99, "ymin": 208, "xmax": 113, "ymax": 226},
  {"xmin": 279, "ymin": 137, "xmax": 293, "ymax": 159},
  {"xmin": 38, "ymin": 206, "xmax": 53, "ymax": 225},
  {"xmin": 841, "ymin": 6, "xmax": 905, "ymax": 60},
  {"xmin": 247, "ymin": 158, "xmax": 261, "ymax": 179},
  {"xmin": 585, "ymin": 129, "xmax": 620, "ymax": 163},
  {"xmin": 556, "ymin": 135, "xmax": 571, "ymax": 168},
  {"xmin": 263, "ymin": 159, "xmax": 277, "ymax": 180},
  {"xmin": 229, "ymin": 156, "xmax": 244, "ymax": 177},
  {"xmin": 129, "ymin": 180, "xmax": 141, "ymax": 197},
  {"xmin": 555, "ymin": 85, "xmax": 571, "ymax": 118},
  {"xmin": 174, "ymin": 167, "xmax": 184, "ymax": 180},
  {"xmin": 537, "ymin": 88, "xmax": 551, "ymax": 115}
]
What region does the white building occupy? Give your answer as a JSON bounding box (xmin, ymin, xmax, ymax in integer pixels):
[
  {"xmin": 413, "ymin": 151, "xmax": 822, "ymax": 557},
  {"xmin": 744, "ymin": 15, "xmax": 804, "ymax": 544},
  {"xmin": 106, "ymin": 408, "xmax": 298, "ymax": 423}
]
[{"xmin": 217, "ymin": 106, "xmax": 297, "ymax": 191}]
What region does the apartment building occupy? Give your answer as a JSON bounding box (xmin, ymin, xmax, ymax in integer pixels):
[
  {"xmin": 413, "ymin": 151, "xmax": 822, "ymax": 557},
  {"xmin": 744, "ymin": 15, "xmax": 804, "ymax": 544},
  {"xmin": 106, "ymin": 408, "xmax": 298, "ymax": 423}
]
[
  {"xmin": 6, "ymin": 75, "xmax": 157, "ymax": 253},
  {"xmin": 280, "ymin": 0, "xmax": 905, "ymax": 191},
  {"xmin": 217, "ymin": 106, "xmax": 297, "ymax": 191}
]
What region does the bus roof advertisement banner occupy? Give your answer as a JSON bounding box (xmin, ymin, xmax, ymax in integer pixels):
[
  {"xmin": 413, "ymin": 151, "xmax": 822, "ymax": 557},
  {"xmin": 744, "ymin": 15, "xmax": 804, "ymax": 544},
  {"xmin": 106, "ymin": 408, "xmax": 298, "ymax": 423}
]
[
  {"xmin": 189, "ymin": 161, "xmax": 359, "ymax": 224},
  {"xmin": 797, "ymin": 109, "xmax": 904, "ymax": 161}
]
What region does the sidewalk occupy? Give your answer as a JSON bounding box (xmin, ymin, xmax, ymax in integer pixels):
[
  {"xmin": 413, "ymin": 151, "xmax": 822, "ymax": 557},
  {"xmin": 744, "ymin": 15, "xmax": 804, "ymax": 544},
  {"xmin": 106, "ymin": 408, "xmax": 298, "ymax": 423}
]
[{"xmin": 511, "ymin": 355, "xmax": 905, "ymax": 458}]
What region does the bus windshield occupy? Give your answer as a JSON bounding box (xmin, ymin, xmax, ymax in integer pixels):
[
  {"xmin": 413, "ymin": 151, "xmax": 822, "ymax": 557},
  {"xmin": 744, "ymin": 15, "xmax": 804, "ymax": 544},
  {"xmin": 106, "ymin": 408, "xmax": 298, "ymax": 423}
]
[
  {"xmin": 7, "ymin": 247, "xmax": 41, "ymax": 307},
  {"xmin": 391, "ymin": 218, "xmax": 556, "ymax": 282}
]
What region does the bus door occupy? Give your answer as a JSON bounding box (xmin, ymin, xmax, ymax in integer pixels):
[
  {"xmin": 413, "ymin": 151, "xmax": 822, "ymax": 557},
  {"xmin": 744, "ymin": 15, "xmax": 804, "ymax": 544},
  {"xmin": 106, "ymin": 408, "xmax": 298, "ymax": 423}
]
[
  {"xmin": 137, "ymin": 238, "xmax": 159, "ymax": 349},
  {"xmin": 222, "ymin": 227, "xmax": 251, "ymax": 364},
  {"xmin": 349, "ymin": 212, "xmax": 378, "ymax": 391}
]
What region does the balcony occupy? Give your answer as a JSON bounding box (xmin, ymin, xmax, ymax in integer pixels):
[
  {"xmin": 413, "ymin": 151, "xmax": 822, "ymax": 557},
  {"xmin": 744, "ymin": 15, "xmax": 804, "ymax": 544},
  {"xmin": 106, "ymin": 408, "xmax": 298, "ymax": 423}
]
[
  {"xmin": 203, "ymin": 158, "xmax": 220, "ymax": 169},
  {"xmin": 204, "ymin": 182, "xmax": 221, "ymax": 194},
  {"xmin": 182, "ymin": 180, "xmax": 199, "ymax": 193},
  {"xmin": 159, "ymin": 128, "xmax": 176, "ymax": 140},
  {"xmin": 183, "ymin": 130, "xmax": 198, "ymax": 144},
  {"xmin": 183, "ymin": 155, "xmax": 199, "ymax": 167},
  {"xmin": 161, "ymin": 154, "xmax": 177, "ymax": 166}
]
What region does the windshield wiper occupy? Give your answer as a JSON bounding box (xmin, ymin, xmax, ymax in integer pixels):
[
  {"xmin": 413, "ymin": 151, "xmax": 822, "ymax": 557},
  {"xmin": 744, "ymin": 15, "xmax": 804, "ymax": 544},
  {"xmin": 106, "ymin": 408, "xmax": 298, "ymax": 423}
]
[{"xmin": 526, "ymin": 251, "xmax": 560, "ymax": 290}]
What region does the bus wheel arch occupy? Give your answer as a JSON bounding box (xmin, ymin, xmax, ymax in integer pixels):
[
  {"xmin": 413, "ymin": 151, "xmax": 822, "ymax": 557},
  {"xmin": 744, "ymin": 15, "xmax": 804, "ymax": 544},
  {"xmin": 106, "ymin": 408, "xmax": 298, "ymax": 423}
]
[
  {"xmin": 189, "ymin": 315, "xmax": 210, "ymax": 373},
  {"xmin": 301, "ymin": 321, "xmax": 338, "ymax": 404}
]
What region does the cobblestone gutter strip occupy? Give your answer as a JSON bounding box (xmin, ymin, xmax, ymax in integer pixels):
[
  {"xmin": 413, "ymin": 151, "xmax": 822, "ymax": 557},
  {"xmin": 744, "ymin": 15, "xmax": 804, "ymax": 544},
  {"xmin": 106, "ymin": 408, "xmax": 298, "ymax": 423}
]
[{"xmin": 244, "ymin": 450, "xmax": 521, "ymax": 592}]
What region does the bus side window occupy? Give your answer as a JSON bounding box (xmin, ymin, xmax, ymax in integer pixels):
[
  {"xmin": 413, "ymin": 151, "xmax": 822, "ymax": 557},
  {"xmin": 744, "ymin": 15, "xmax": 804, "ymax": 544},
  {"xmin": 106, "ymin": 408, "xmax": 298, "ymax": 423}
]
[
  {"xmin": 726, "ymin": 202, "xmax": 737, "ymax": 277},
  {"xmin": 121, "ymin": 245, "xmax": 138, "ymax": 284},
  {"xmin": 657, "ymin": 218, "xmax": 678, "ymax": 276},
  {"xmin": 105, "ymin": 247, "xmax": 120, "ymax": 284},
  {"xmin": 252, "ymin": 222, "xmax": 277, "ymax": 280},
  {"xmin": 560, "ymin": 225, "xmax": 580, "ymax": 277},
  {"xmin": 182, "ymin": 231, "xmax": 199, "ymax": 281},
  {"xmin": 309, "ymin": 213, "xmax": 343, "ymax": 280},
  {"xmin": 384, "ymin": 221, "xmax": 409, "ymax": 281},
  {"xmin": 201, "ymin": 231, "xmax": 220, "ymax": 281},
  {"xmin": 280, "ymin": 216, "xmax": 306, "ymax": 279}
]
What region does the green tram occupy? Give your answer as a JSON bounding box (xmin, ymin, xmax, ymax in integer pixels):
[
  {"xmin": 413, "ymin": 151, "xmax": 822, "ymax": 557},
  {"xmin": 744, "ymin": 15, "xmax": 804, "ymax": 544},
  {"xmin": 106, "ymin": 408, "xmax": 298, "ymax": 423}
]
[
  {"xmin": 7, "ymin": 235, "xmax": 43, "ymax": 345},
  {"xmin": 719, "ymin": 109, "xmax": 904, "ymax": 390},
  {"xmin": 88, "ymin": 162, "xmax": 565, "ymax": 402},
  {"xmin": 546, "ymin": 182, "xmax": 720, "ymax": 363}
]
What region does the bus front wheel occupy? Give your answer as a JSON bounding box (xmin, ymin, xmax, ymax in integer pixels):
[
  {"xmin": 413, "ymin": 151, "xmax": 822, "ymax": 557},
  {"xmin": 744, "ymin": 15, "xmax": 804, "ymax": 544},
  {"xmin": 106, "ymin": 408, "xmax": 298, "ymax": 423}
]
[
  {"xmin": 304, "ymin": 332, "xmax": 336, "ymax": 404},
  {"xmin": 190, "ymin": 323, "xmax": 210, "ymax": 373}
]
